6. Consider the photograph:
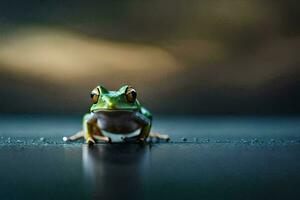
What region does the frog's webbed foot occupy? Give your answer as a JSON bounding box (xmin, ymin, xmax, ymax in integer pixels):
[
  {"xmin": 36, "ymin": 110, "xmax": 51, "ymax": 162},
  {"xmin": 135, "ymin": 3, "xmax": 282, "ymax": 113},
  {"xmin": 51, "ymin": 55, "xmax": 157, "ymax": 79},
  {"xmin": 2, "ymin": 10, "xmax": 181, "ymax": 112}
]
[
  {"xmin": 86, "ymin": 135, "xmax": 112, "ymax": 146},
  {"xmin": 149, "ymin": 132, "xmax": 170, "ymax": 142},
  {"xmin": 93, "ymin": 135, "xmax": 111, "ymax": 143},
  {"xmin": 63, "ymin": 131, "xmax": 84, "ymax": 142}
]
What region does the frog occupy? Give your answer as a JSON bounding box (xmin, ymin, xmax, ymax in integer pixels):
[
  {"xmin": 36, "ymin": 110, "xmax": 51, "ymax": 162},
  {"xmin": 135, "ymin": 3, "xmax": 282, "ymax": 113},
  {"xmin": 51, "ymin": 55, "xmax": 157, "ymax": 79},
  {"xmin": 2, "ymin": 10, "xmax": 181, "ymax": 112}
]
[{"xmin": 63, "ymin": 85, "xmax": 169, "ymax": 145}]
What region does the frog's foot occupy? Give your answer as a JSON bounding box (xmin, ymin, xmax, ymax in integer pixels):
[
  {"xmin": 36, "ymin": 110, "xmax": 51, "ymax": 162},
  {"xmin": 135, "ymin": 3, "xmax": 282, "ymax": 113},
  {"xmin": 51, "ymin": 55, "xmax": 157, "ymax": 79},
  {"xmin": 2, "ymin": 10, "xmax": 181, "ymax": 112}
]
[
  {"xmin": 86, "ymin": 137, "xmax": 96, "ymax": 146},
  {"xmin": 93, "ymin": 135, "xmax": 111, "ymax": 143},
  {"xmin": 63, "ymin": 131, "xmax": 84, "ymax": 142},
  {"xmin": 149, "ymin": 132, "xmax": 170, "ymax": 142}
]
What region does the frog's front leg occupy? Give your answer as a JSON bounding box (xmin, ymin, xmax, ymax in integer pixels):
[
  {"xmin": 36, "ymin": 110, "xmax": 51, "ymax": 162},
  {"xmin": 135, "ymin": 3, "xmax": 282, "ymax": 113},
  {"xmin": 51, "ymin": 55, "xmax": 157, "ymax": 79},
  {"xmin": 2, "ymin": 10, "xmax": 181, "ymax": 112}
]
[
  {"xmin": 134, "ymin": 108, "xmax": 170, "ymax": 142},
  {"xmin": 83, "ymin": 113, "xmax": 110, "ymax": 146},
  {"xmin": 139, "ymin": 117, "xmax": 152, "ymax": 142},
  {"xmin": 122, "ymin": 110, "xmax": 152, "ymax": 143}
]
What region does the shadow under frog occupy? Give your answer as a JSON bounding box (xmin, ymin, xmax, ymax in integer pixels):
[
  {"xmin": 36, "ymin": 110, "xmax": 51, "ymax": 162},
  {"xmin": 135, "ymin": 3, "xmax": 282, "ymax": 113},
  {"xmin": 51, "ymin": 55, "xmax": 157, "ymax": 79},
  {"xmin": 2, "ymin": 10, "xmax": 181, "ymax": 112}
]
[{"xmin": 82, "ymin": 144, "xmax": 150, "ymax": 200}]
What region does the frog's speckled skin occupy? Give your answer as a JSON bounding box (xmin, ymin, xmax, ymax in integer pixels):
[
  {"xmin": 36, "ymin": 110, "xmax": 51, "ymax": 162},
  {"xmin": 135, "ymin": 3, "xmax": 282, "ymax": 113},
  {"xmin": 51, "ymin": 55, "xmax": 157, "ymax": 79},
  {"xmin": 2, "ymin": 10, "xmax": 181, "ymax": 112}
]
[{"xmin": 64, "ymin": 85, "xmax": 169, "ymax": 145}]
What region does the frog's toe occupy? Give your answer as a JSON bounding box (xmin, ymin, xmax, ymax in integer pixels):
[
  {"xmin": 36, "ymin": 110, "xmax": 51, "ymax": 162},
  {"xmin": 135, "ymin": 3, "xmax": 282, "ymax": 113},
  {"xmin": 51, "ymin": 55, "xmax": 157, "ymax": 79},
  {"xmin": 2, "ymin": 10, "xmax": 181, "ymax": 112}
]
[
  {"xmin": 107, "ymin": 137, "xmax": 112, "ymax": 144},
  {"xmin": 165, "ymin": 136, "xmax": 171, "ymax": 142},
  {"xmin": 138, "ymin": 137, "xmax": 145, "ymax": 143},
  {"xmin": 86, "ymin": 138, "xmax": 96, "ymax": 146},
  {"xmin": 93, "ymin": 135, "xmax": 111, "ymax": 143}
]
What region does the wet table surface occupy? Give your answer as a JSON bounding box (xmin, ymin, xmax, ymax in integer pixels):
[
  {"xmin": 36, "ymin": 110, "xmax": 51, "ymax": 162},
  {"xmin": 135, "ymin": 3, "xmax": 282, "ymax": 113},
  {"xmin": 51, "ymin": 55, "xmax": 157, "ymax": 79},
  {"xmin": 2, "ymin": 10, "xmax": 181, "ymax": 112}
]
[{"xmin": 0, "ymin": 115, "xmax": 299, "ymax": 200}]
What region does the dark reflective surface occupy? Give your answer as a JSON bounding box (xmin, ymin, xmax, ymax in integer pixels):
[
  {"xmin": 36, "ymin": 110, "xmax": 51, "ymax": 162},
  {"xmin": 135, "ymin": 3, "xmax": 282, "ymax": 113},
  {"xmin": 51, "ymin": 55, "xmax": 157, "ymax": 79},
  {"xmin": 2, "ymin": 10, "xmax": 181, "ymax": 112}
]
[
  {"xmin": 82, "ymin": 144, "xmax": 150, "ymax": 200},
  {"xmin": 0, "ymin": 146, "xmax": 85, "ymax": 199},
  {"xmin": 0, "ymin": 116, "xmax": 300, "ymax": 199}
]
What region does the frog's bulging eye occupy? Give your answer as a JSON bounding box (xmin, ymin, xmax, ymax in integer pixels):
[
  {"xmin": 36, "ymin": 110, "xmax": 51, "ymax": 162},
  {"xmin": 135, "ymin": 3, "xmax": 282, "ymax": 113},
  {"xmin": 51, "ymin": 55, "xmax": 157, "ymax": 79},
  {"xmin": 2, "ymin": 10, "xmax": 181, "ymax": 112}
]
[
  {"xmin": 90, "ymin": 88, "xmax": 100, "ymax": 104},
  {"xmin": 125, "ymin": 86, "xmax": 137, "ymax": 103}
]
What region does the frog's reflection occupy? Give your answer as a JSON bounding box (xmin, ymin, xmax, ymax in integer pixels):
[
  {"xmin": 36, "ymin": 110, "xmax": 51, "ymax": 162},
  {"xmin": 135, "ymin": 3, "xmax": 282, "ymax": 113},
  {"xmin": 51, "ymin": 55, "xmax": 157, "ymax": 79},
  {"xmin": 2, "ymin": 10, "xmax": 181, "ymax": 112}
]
[{"xmin": 82, "ymin": 144, "xmax": 150, "ymax": 200}]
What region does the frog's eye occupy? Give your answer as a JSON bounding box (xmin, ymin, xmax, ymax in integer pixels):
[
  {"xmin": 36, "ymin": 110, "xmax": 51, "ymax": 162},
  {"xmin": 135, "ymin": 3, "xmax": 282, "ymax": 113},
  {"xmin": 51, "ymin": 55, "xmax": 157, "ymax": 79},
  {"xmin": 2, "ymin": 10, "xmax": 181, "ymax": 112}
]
[
  {"xmin": 125, "ymin": 86, "xmax": 137, "ymax": 103},
  {"xmin": 90, "ymin": 87, "xmax": 100, "ymax": 104}
]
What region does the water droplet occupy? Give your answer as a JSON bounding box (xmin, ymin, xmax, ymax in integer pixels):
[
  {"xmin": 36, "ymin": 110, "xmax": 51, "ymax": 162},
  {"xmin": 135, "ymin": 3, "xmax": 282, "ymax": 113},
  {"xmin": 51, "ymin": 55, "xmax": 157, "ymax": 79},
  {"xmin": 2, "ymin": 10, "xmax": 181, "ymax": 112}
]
[
  {"xmin": 241, "ymin": 139, "xmax": 249, "ymax": 144},
  {"xmin": 203, "ymin": 138, "xmax": 210, "ymax": 143},
  {"xmin": 252, "ymin": 138, "xmax": 258, "ymax": 143}
]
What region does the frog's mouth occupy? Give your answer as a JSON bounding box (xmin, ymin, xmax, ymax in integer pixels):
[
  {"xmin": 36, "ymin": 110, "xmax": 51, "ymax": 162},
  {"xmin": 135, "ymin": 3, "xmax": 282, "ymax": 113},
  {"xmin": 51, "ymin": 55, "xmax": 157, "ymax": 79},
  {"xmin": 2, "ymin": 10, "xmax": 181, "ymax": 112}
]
[{"xmin": 92, "ymin": 109, "xmax": 138, "ymax": 113}]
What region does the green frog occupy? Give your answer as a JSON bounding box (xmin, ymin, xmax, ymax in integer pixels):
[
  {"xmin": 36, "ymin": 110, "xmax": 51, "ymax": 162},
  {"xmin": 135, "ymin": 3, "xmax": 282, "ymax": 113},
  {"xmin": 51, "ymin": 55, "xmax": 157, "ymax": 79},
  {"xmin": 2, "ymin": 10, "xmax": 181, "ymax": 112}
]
[{"xmin": 63, "ymin": 85, "xmax": 169, "ymax": 145}]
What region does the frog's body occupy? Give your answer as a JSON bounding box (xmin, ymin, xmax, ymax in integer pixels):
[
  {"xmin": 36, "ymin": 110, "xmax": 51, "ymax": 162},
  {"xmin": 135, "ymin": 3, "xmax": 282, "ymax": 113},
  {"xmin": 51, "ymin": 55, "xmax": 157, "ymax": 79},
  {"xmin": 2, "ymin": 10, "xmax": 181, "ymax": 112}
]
[{"xmin": 64, "ymin": 85, "xmax": 169, "ymax": 145}]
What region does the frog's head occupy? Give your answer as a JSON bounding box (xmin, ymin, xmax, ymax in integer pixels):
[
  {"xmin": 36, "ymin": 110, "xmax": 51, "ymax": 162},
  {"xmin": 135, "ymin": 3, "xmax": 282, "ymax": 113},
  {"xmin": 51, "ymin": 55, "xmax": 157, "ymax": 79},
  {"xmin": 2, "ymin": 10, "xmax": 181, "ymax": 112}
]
[{"xmin": 90, "ymin": 85, "xmax": 140, "ymax": 112}]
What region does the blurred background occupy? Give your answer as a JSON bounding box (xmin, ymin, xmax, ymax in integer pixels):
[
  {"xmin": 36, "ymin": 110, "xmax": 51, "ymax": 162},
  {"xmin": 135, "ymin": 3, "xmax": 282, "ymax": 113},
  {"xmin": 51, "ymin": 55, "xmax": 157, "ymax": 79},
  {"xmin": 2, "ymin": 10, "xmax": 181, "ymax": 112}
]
[{"xmin": 0, "ymin": 0, "xmax": 299, "ymax": 115}]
